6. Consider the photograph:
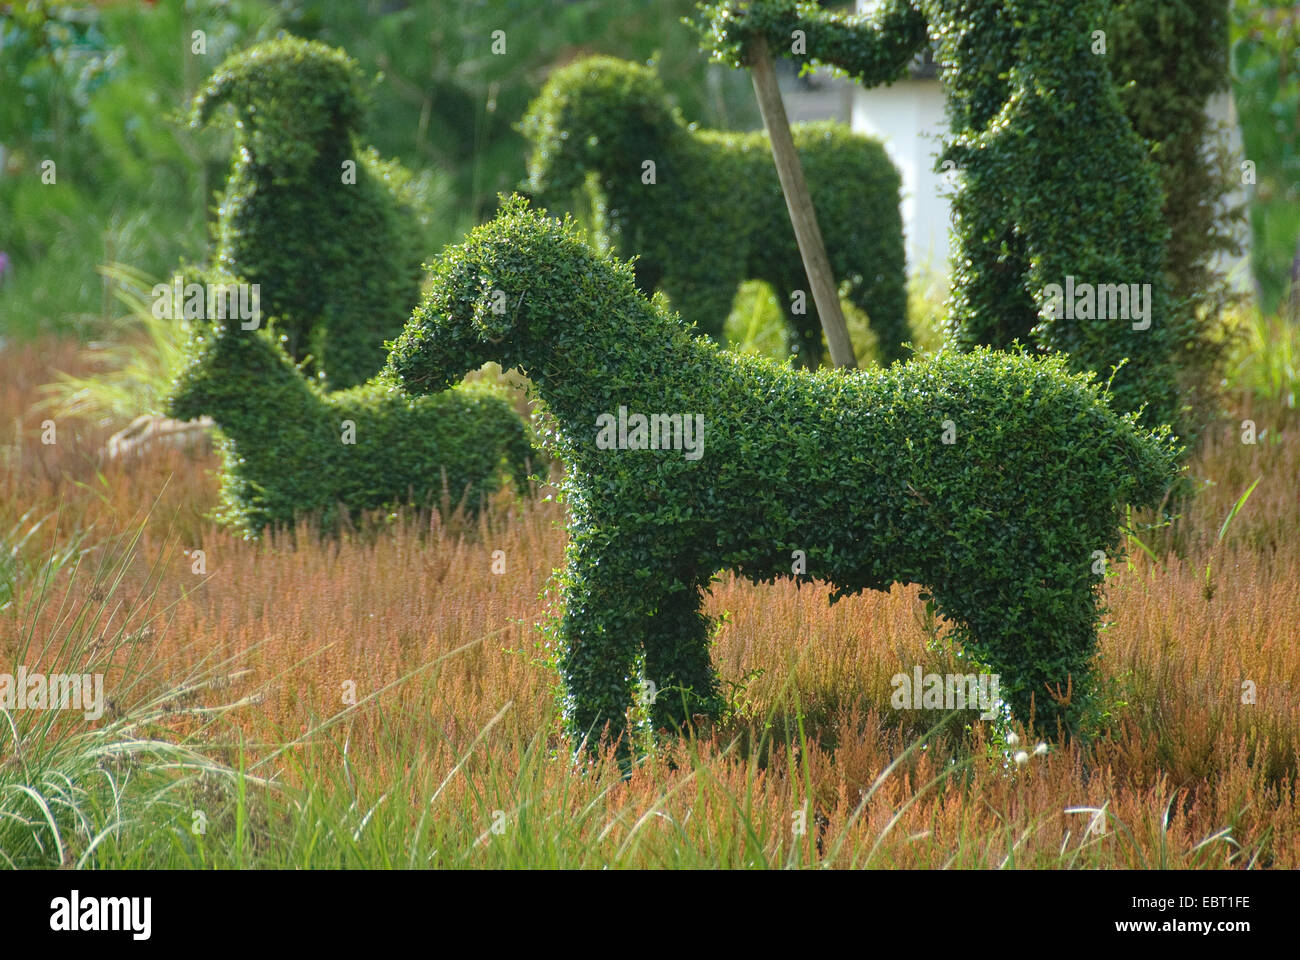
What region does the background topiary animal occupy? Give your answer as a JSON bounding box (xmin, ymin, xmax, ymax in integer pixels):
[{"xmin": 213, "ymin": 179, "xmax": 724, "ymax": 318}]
[
  {"xmin": 388, "ymin": 198, "xmax": 1181, "ymax": 753},
  {"xmin": 519, "ymin": 55, "xmax": 910, "ymax": 367},
  {"xmin": 165, "ymin": 270, "xmax": 537, "ymax": 539},
  {"xmin": 1107, "ymin": 0, "xmax": 1243, "ymax": 436},
  {"xmin": 691, "ymin": 0, "xmax": 1198, "ymax": 441},
  {"xmin": 191, "ymin": 36, "xmax": 430, "ymax": 389}
]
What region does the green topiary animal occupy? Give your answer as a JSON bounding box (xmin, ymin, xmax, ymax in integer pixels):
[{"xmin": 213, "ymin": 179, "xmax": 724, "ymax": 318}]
[
  {"xmin": 519, "ymin": 55, "xmax": 910, "ymax": 367},
  {"xmin": 191, "ymin": 36, "xmax": 429, "ymax": 389},
  {"xmin": 388, "ymin": 197, "xmax": 1181, "ymax": 752},
  {"xmin": 1107, "ymin": 0, "xmax": 1242, "ymax": 434},
  {"xmin": 164, "ymin": 271, "xmax": 537, "ymax": 539},
  {"xmin": 691, "ymin": 0, "xmax": 1188, "ymax": 439}
]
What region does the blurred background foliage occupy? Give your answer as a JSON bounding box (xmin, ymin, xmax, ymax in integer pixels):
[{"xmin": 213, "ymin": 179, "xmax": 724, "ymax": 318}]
[
  {"xmin": 1231, "ymin": 0, "xmax": 1300, "ymax": 317},
  {"xmin": 0, "ymin": 0, "xmax": 1295, "ymax": 384},
  {"xmin": 0, "ymin": 0, "xmax": 760, "ymax": 340}
]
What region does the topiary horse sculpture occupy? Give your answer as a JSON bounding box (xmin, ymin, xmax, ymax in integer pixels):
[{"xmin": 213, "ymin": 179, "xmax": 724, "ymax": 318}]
[
  {"xmin": 388, "ymin": 197, "xmax": 1180, "ymax": 751},
  {"xmin": 165, "ymin": 271, "xmax": 537, "ymax": 539},
  {"xmin": 192, "ymin": 36, "xmax": 431, "ymax": 389},
  {"xmin": 520, "ymin": 55, "xmax": 910, "ymax": 367}
]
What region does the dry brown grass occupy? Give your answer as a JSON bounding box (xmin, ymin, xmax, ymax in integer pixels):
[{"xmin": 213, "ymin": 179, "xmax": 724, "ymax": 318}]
[{"xmin": 2, "ymin": 338, "xmax": 1297, "ymax": 867}]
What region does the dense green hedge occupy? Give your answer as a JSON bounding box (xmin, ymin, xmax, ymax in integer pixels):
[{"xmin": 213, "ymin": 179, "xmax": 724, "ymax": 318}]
[
  {"xmin": 191, "ymin": 36, "xmax": 429, "ymax": 389},
  {"xmin": 519, "ymin": 55, "xmax": 910, "ymax": 366},
  {"xmin": 164, "ymin": 272, "xmax": 537, "ymax": 539},
  {"xmin": 388, "ymin": 197, "xmax": 1180, "ymax": 749},
  {"xmin": 1108, "ymin": 0, "xmax": 1243, "ymax": 429},
  {"xmin": 690, "ymin": 0, "xmax": 1204, "ymax": 440},
  {"xmin": 1111, "ymin": 0, "xmax": 1239, "ymax": 306}
]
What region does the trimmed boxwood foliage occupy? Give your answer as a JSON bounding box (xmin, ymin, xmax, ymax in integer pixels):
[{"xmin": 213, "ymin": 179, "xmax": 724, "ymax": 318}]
[
  {"xmin": 690, "ymin": 0, "xmax": 1190, "ymax": 439},
  {"xmin": 388, "ymin": 197, "xmax": 1181, "ymax": 750},
  {"xmin": 1110, "ymin": 0, "xmax": 1238, "ymax": 309},
  {"xmin": 1108, "ymin": 0, "xmax": 1242, "ymax": 432},
  {"xmin": 191, "ymin": 36, "xmax": 429, "ymax": 389},
  {"xmin": 164, "ymin": 272, "xmax": 537, "ymax": 539},
  {"xmin": 519, "ymin": 55, "xmax": 910, "ymax": 367}
]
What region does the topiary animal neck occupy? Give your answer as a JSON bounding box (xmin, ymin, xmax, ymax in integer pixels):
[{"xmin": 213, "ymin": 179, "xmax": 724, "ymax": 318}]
[
  {"xmin": 594, "ymin": 123, "xmax": 692, "ymax": 203},
  {"xmin": 517, "ymin": 293, "xmax": 711, "ymax": 448},
  {"xmin": 204, "ymin": 329, "xmax": 321, "ymax": 444},
  {"xmin": 237, "ymin": 125, "xmax": 354, "ymax": 185}
]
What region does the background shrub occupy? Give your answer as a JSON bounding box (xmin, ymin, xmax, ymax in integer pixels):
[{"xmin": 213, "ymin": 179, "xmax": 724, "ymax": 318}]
[
  {"xmin": 690, "ymin": 0, "xmax": 1248, "ymax": 447},
  {"xmin": 520, "ymin": 55, "xmax": 909, "ymax": 366}
]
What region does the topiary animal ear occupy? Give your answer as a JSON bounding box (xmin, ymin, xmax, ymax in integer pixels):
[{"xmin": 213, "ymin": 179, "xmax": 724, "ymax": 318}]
[{"xmin": 190, "ymin": 71, "xmax": 238, "ymax": 128}]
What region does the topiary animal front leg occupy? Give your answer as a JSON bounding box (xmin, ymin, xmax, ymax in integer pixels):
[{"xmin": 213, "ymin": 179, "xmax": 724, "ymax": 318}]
[
  {"xmin": 660, "ymin": 273, "xmax": 742, "ymax": 345},
  {"xmin": 556, "ymin": 534, "xmax": 650, "ymax": 757}
]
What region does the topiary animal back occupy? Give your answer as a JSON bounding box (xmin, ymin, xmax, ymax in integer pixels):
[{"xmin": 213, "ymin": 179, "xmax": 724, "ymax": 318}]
[{"xmin": 191, "ymin": 36, "xmax": 429, "ymax": 389}]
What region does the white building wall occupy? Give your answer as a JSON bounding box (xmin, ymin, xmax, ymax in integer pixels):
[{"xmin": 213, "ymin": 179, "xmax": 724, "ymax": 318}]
[{"xmin": 849, "ymin": 77, "xmax": 949, "ymax": 280}]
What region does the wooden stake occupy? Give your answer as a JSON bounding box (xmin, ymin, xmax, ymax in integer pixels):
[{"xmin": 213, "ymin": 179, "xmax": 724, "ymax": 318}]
[{"xmin": 747, "ymin": 37, "xmax": 857, "ymax": 369}]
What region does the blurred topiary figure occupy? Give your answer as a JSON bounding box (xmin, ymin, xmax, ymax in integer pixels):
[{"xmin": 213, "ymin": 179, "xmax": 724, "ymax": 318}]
[
  {"xmin": 692, "ymin": 0, "xmax": 1203, "ymax": 441},
  {"xmin": 388, "ymin": 197, "xmax": 1180, "ymax": 753},
  {"xmin": 519, "ymin": 55, "xmax": 910, "ymax": 367},
  {"xmin": 191, "ymin": 36, "xmax": 429, "ymax": 389},
  {"xmin": 1107, "ymin": 0, "xmax": 1244, "ymax": 434},
  {"xmin": 165, "ymin": 271, "xmax": 537, "ymax": 539}
]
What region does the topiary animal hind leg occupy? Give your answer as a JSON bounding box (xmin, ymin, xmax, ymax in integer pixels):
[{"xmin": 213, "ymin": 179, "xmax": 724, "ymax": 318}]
[
  {"xmin": 941, "ymin": 569, "xmax": 1102, "ymax": 739},
  {"xmin": 845, "ymin": 270, "xmax": 909, "ymax": 366},
  {"xmin": 641, "ymin": 583, "xmax": 723, "ymax": 732}
]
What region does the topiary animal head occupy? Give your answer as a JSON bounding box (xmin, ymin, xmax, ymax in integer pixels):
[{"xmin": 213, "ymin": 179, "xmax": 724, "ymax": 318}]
[
  {"xmin": 519, "ymin": 55, "xmax": 682, "ymax": 198},
  {"xmin": 387, "ymin": 194, "xmax": 647, "ymax": 395},
  {"xmin": 190, "ymin": 36, "xmax": 367, "ymax": 184},
  {"xmin": 163, "ymin": 270, "xmax": 298, "ymax": 424}
]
